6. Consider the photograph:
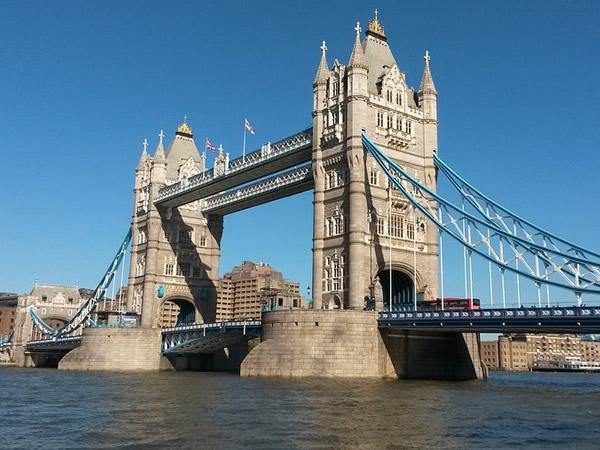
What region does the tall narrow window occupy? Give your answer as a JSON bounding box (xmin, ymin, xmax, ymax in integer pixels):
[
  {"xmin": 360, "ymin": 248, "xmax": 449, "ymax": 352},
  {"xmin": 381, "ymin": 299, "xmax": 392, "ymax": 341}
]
[
  {"xmin": 369, "ymin": 168, "xmax": 379, "ymax": 186},
  {"xmin": 396, "ymin": 92, "xmax": 402, "ymax": 105},
  {"xmin": 377, "ymin": 111, "xmax": 384, "ymax": 127},
  {"xmin": 387, "ymin": 115, "xmax": 393, "ymax": 129}
]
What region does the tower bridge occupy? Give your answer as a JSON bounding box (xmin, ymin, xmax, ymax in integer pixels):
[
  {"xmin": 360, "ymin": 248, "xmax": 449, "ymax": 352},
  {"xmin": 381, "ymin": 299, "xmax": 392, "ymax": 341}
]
[{"xmin": 9, "ymin": 11, "xmax": 600, "ymax": 380}]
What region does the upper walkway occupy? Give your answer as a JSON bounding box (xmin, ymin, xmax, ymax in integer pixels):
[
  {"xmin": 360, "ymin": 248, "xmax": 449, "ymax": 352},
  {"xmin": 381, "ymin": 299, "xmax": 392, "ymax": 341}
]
[{"xmin": 155, "ymin": 128, "xmax": 312, "ymax": 208}]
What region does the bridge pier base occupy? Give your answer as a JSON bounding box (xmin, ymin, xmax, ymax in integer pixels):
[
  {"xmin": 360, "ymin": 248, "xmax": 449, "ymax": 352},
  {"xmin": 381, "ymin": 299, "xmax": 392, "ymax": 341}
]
[
  {"xmin": 59, "ymin": 328, "xmax": 161, "ymax": 372},
  {"xmin": 241, "ymin": 310, "xmax": 486, "ymax": 380}
]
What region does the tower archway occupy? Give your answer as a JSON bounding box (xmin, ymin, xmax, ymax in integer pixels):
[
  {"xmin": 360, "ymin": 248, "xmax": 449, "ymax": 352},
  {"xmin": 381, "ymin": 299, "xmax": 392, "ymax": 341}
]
[
  {"xmin": 159, "ymin": 297, "xmax": 197, "ymax": 328},
  {"xmin": 377, "ymin": 269, "xmax": 414, "ymax": 312}
]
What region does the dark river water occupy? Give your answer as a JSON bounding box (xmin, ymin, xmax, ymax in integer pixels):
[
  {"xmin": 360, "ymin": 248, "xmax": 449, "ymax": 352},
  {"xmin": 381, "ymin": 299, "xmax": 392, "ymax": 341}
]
[{"xmin": 1, "ymin": 368, "xmax": 599, "ymax": 449}]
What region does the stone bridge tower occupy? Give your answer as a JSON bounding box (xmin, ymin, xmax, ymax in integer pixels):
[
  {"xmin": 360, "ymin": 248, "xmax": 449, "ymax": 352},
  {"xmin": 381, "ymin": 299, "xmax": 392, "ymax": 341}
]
[
  {"xmin": 127, "ymin": 121, "xmax": 222, "ymax": 327},
  {"xmin": 311, "ymin": 12, "xmax": 439, "ymax": 311}
]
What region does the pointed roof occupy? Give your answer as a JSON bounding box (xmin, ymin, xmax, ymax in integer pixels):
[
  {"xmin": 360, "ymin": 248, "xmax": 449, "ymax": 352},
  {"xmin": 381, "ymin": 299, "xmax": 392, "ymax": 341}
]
[
  {"xmin": 154, "ymin": 129, "xmax": 166, "ymax": 162},
  {"xmin": 165, "ymin": 120, "xmax": 202, "ymax": 180},
  {"xmin": 137, "ymin": 138, "xmax": 148, "ymax": 170},
  {"xmin": 313, "ymin": 41, "xmax": 330, "ymax": 85},
  {"xmin": 419, "ymin": 51, "xmax": 437, "ymax": 95},
  {"xmin": 348, "ymin": 22, "xmax": 368, "ymax": 69},
  {"xmin": 362, "ymin": 11, "xmax": 397, "ymax": 94}
]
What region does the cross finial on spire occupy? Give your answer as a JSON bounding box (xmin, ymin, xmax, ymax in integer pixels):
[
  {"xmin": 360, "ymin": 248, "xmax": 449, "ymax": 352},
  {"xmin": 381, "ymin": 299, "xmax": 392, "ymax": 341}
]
[
  {"xmin": 320, "ymin": 40, "xmax": 327, "ymax": 54},
  {"xmin": 158, "ymin": 129, "xmax": 164, "ymax": 145},
  {"xmin": 183, "ymin": 114, "xmax": 187, "ymax": 124},
  {"xmin": 375, "ymin": 8, "xmax": 378, "ymax": 18},
  {"xmin": 355, "ymin": 21, "xmax": 361, "ymax": 37},
  {"xmin": 142, "ymin": 138, "xmax": 148, "ymax": 153},
  {"xmin": 424, "ymin": 50, "xmax": 431, "ymax": 64}
]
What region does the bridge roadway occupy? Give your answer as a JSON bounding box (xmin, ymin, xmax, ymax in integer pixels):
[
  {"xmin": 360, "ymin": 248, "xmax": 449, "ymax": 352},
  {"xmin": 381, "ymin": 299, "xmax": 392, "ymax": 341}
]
[
  {"xmin": 379, "ymin": 306, "xmax": 600, "ymax": 334},
  {"xmin": 20, "ymin": 307, "xmax": 600, "ymax": 359},
  {"xmin": 155, "ymin": 128, "xmax": 312, "ymax": 208}
]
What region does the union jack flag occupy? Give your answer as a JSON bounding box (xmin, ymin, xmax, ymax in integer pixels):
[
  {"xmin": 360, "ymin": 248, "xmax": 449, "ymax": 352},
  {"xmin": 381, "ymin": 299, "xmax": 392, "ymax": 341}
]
[
  {"xmin": 244, "ymin": 118, "xmax": 255, "ymax": 135},
  {"xmin": 205, "ymin": 137, "xmax": 216, "ymax": 152}
]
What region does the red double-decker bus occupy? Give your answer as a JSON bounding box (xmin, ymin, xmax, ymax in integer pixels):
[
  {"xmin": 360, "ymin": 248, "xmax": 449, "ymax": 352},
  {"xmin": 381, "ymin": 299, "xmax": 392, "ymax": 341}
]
[{"xmin": 417, "ymin": 297, "xmax": 481, "ymax": 311}]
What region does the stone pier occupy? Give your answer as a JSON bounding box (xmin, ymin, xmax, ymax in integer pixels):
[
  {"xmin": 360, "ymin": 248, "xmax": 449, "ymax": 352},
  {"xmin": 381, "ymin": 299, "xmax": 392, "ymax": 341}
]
[
  {"xmin": 241, "ymin": 310, "xmax": 485, "ymax": 380},
  {"xmin": 59, "ymin": 328, "xmax": 161, "ymax": 372}
]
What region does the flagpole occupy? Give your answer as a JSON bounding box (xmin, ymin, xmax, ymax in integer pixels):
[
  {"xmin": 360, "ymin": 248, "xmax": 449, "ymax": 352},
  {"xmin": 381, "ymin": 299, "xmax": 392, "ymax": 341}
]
[{"xmin": 242, "ymin": 120, "xmax": 247, "ymax": 161}]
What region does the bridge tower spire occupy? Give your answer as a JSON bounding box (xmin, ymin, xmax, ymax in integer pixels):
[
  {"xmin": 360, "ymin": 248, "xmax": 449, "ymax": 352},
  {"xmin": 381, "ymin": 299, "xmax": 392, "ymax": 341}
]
[
  {"xmin": 127, "ymin": 120, "xmax": 221, "ymax": 329},
  {"xmin": 310, "ymin": 12, "xmax": 439, "ymax": 311}
]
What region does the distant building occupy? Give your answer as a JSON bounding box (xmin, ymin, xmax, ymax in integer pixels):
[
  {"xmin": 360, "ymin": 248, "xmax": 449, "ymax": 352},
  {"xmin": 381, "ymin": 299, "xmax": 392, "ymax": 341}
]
[
  {"xmin": 14, "ymin": 284, "xmax": 87, "ymax": 342},
  {"xmin": 216, "ymin": 261, "xmax": 308, "ymax": 322},
  {"xmin": 0, "ymin": 293, "xmax": 18, "ymax": 337},
  {"xmin": 481, "ymin": 334, "xmax": 600, "ymax": 371}
]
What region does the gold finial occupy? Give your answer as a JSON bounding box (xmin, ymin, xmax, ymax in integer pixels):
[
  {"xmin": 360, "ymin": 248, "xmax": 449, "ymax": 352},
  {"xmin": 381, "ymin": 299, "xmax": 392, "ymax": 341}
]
[
  {"xmin": 368, "ymin": 8, "xmax": 385, "ymax": 38},
  {"xmin": 177, "ymin": 115, "xmax": 193, "ymax": 136}
]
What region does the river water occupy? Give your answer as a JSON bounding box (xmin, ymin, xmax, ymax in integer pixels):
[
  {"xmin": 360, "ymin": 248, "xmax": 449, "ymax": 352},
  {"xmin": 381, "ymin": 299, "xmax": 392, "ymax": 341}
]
[{"xmin": 0, "ymin": 368, "xmax": 599, "ymax": 449}]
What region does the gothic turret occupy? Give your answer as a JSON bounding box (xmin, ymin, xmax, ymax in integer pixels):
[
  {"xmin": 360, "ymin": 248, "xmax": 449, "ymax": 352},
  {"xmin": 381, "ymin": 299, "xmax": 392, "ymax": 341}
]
[
  {"xmin": 151, "ymin": 130, "xmax": 166, "ymax": 184},
  {"xmin": 418, "ymin": 51, "xmax": 437, "ymax": 96},
  {"xmin": 313, "ymin": 41, "xmax": 330, "ymax": 86},
  {"xmin": 136, "ymin": 139, "xmax": 148, "ymax": 171},
  {"xmin": 348, "ymin": 22, "xmax": 367, "ymax": 69}
]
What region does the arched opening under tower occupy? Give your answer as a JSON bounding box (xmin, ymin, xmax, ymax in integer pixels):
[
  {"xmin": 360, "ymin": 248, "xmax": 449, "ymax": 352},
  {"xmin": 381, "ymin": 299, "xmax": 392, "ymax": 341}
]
[
  {"xmin": 377, "ymin": 269, "xmax": 415, "ymax": 312},
  {"xmin": 159, "ymin": 298, "xmax": 197, "ymax": 328}
]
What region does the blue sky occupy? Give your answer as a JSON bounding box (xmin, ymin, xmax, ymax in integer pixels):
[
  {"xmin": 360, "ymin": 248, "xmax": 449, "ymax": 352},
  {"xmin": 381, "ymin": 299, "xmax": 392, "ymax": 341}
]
[{"xmin": 1, "ymin": 1, "xmax": 599, "ymax": 304}]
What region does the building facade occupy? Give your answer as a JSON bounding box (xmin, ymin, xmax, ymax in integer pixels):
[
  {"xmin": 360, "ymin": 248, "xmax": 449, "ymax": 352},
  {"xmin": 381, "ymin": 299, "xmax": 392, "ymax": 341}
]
[
  {"xmin": 127, "ymin": 122, "xmax": 223, "ymax": 328},
  {"xmin": 13, "ymin": 284, "xmax": 87, "ymax": 343},
  {"xmin": 0, "ymin": 293, "xmax": 18, "ymax": 337},
  {"xmin": 311, "ymin": 12, "xmax": 439, "ymax": 311},
  {"xmin": 216, "ymin": 261, "xmax": 307, "ymax": 322},
  {"xmin": 481, "ymin": 334, "xmax": 600, "ymax": 371}
]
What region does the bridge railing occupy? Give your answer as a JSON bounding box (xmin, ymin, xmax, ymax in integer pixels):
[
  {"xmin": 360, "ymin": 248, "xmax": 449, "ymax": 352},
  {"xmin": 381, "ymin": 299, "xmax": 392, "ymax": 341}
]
[
  {"xmin": 162, "ymin": 320, "xmax": 262, "ymax": 334},
  {"xmin": 379, "ymin": 306, "xmax": 600, "ymax": 321}
]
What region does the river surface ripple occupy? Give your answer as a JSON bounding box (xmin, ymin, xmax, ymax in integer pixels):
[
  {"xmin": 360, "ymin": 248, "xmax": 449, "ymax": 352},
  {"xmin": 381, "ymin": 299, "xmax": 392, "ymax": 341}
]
[{"xmin": 1, "ymin": 368, "xmax": 599, "ymax": 449}]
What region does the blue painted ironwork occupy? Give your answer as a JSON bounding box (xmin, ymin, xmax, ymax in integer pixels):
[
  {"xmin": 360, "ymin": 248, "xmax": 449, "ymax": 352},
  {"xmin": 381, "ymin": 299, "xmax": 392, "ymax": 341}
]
[
  {"xmin": 378, "ymin": 306, "xmax": 600, "ymax": 334},
  {"xmin": 25, "ymin": 336, "xmax": 82, "ymax": 352},
  {"xmin": 162, "ymin": 320, "xmax": 261, "ymax": 355},
  {"xmin": 30, "ymin": 228, "xmax": 132, "ymax": 337},
  {"xmin": 434, "ymin": 153, "xmax": 600, "ymax": 263},
  {"xmin": 362, "ymin": 132, "xmax": 600, "ymax": 295},
  {"xmin": 155, "ymin": 129, "xmax": 312, "ymax": 207}
]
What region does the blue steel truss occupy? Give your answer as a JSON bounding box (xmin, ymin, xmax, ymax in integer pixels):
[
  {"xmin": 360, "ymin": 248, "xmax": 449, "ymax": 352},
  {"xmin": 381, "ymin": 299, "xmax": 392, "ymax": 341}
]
[
  {"xmin": 379, "ymin": 306, "xmax": 600, "ymax": 334},
  {"xmin": 162, "ymin": 321, "xmax": 261, "ymax": 355},
  {"xmin": 362, "ymin": 132, "xmax": 600, "ymax": 296},
  {"xmin": 30, "ymin": 228, "xmax": 132, "ymax": 337},
  {"xmin": 434, "ymin": 154, "xmax": 600, "ymax": 264},
  {"xmin": 25, "ymin": 336, "xmax": 82, "ymax": 352}
]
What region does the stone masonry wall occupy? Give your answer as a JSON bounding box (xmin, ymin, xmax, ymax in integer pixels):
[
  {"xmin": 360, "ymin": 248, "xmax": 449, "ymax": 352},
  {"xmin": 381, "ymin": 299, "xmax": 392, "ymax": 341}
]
[
  {"xmin": 59, "ymin": 328, "xmax": 161, "ymax": 372},
  {"xmin": 241, "ymin": 310, "xmax": 384, "ymax": 377}
]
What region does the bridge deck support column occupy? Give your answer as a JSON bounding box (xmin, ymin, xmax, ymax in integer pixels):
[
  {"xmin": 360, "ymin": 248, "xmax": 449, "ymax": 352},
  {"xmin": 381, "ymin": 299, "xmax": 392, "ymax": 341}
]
[
  {"xmin": 59, "ymin": 328, "xmax": 161, "ymax": 372},
  {"xmin": 241, "ymin": 310, "xmax": 485, "ymax": 380}
]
